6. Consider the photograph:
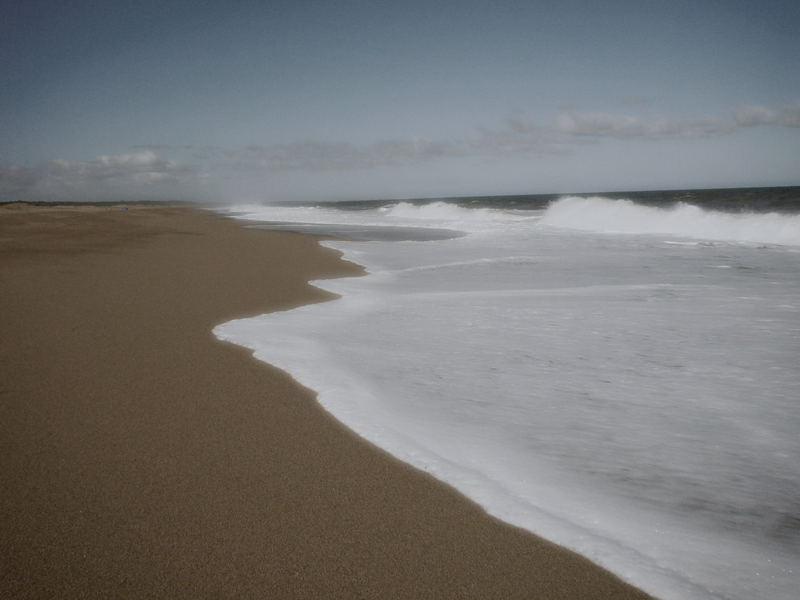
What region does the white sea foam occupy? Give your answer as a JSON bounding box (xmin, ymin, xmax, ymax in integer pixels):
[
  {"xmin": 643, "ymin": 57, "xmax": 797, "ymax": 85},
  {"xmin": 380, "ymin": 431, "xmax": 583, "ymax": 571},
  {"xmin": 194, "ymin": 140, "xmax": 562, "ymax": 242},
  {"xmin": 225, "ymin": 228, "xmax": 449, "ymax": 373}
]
[
  {"xmin": 219, "ymin": 200, "xmax": 533, "ymax": 236},
  {"xmin": 381, "ymin": 200, "xmax": 508, "ymax": 225},
  {"xmin": 541, "ymin": 196, "xmax": 800, "ymax": 246},
  {"xmin": 215, "ymin": 198, "xmax": 800, "ymax": 600}
]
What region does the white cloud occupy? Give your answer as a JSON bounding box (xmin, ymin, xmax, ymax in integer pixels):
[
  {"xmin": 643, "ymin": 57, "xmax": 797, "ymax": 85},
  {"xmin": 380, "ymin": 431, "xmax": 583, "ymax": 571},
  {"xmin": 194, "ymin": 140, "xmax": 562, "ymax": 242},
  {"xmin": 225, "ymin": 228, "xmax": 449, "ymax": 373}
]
[
  {"xmin": 781, "ymin": 100, "xmax": 800, "ymax": 127},
  {"xmin": 555, "ymin": 112, "xmax": 736, "ymax": 139},
  {"xmin": 237, "ymin": 137, "xmax": 465, "ymax": 172},
  {"xmin": 732, "ymin": 104, "xmax": 779, "ymax": 126},
  {"xmin": 556, "ymin": 99, "xmax": 800, "ymax": 141},
  {"xmin": 234, "ymin": 123, "xmax": 567, "ymax": 173},
  {"xmin": 0, "ymin": 151, "xmax": 200, "ymax": 201},
  {"xmin": 469, "ymin": 125, "xmax": 571, "ymax": 157},
  {"xmin": 504, "ymin": 114, "xmax": 537, "ymax": 134},
  {"xmin": 3, "ymin": 99, "xmax": 798, "ymax": 202},
  {"xmin": 734, "ymin": 100, "xmax": 800, "ymax": 127}
]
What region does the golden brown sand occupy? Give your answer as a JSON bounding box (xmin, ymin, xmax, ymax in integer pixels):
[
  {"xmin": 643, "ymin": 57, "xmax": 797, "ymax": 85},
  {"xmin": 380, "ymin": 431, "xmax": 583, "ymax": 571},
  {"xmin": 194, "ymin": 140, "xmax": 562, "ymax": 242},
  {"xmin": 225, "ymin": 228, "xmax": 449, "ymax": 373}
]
[{"xmin": 0, "ymin": 204, "xmax": 652, "ymax": 599}]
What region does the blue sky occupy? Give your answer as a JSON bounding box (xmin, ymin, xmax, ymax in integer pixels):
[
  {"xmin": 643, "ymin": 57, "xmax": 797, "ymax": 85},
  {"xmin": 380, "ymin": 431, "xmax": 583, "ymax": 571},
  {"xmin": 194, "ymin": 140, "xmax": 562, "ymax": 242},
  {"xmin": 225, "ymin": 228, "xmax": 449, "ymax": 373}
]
[{"xmin": 2, "ymin": 0, "xmax": 799, "ymax": 202}]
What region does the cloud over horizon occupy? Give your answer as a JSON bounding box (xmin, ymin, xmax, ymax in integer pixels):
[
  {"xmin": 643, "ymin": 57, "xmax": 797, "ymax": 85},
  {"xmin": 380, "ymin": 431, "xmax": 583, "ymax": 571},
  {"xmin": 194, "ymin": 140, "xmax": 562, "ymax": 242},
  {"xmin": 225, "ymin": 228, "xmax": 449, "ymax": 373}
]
[
  {"xmin": 1, "ymin": 151, "xmax": 201, "ymax": 202},
  {"xmin": 555, "ymin": 100, "xmax": 800, "ymax": 140},
  {"xmin": 733, "ymin": 101, "xmax": 800, "ymax": 128},
  {"xmin": 2, "ymin": 100, "xmax": 799, "ymax": 203}
]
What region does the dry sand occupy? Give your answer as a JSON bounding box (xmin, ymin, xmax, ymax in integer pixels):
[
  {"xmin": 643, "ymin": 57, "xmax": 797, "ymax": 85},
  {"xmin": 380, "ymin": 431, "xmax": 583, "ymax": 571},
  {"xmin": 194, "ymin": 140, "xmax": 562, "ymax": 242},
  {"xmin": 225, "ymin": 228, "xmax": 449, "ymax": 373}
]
[{"xmin": 0, "ymin": 204, "xmax": 652, "ymax": 599}]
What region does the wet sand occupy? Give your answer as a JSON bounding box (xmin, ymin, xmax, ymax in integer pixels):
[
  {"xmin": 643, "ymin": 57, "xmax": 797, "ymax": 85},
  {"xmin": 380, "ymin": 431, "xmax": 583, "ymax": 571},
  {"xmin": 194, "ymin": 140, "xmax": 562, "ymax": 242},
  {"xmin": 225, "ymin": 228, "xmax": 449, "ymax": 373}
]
[{"xmin": 0, "ymin": 203, "xmax": 652, "ymax": 598}]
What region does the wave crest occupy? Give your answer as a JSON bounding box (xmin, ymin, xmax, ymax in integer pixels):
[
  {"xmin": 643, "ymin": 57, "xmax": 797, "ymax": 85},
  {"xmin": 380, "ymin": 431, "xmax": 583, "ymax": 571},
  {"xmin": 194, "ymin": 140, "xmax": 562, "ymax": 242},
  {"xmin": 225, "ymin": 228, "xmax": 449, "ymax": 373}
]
[
  {"xmin": 541, "ymin": 196, "xmax": 800, "ymax": 246},
  {"xmin": 383, "ymin": 201, "xmax": 498, "ymax": 222}
]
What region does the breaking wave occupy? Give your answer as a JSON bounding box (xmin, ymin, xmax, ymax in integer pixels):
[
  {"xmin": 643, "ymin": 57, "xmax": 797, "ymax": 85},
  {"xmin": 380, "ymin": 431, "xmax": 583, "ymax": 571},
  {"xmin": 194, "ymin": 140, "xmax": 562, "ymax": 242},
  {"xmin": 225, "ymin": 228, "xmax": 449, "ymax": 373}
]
[
  {"xmin": 382, "ymin": 201, "xmax": 497, "ymax": 221},
  {"xmin": 541, "ymin": 196, "xmax": 800, "ymax": 246}
]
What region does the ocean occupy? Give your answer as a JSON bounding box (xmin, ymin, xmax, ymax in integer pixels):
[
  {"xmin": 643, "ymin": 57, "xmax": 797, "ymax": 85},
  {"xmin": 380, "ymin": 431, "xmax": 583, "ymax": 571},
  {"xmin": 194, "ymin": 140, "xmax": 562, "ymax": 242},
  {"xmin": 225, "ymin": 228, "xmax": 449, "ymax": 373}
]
[{"xmin": 214, "ymin": 187, "xmax": 800, "ymax": 600}]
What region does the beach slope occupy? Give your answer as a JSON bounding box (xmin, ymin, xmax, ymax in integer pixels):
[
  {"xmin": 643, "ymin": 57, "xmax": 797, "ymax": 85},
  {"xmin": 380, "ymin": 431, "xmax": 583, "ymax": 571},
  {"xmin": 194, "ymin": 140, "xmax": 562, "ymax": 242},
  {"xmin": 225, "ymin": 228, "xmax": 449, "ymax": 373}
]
[{"xmin": 0, "ymin": 204, "xmax": 651, "ymax": 599}]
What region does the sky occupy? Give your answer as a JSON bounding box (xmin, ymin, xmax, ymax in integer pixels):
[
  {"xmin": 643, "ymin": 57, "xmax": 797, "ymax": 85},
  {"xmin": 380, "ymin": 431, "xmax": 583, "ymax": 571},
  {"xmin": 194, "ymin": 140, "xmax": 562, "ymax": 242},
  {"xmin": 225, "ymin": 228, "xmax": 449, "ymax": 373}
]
[{"xmin": 1, "ymin": 0, "xmax": 799, "ymax": 203}]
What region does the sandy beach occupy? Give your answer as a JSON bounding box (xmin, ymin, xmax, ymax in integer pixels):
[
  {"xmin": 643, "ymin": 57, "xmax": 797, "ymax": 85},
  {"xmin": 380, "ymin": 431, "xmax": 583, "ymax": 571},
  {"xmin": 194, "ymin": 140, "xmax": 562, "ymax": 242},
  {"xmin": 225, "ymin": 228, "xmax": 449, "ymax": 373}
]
[{"xmin": 0, "ymin": 204, "xmax": 652, "ymax": 599}]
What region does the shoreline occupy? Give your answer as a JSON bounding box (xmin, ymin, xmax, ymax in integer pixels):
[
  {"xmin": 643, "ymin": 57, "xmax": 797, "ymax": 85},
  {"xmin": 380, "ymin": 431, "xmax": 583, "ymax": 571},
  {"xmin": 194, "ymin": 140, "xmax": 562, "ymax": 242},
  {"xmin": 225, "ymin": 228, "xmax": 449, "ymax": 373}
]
[{"xmin": 1, "ymin": 204, "xmax": 652, "ymax": 598}]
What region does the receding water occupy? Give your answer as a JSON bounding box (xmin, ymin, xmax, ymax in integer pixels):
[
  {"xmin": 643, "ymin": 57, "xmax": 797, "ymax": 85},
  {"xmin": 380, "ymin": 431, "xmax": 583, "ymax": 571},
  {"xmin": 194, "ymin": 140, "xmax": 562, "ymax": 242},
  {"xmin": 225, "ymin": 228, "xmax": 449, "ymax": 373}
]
[{"xmin": 215, "ymin": 188, "xmax": 800, "ymax": 600}]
